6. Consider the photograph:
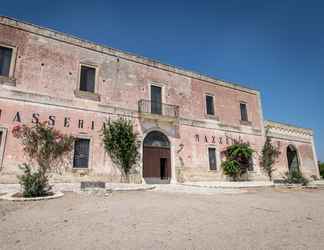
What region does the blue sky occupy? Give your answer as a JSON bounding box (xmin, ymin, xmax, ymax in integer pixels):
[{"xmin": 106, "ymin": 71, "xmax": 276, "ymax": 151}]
[{"xmin": 1, "ymin": 0, "xmax": 323, "ymax": 161}]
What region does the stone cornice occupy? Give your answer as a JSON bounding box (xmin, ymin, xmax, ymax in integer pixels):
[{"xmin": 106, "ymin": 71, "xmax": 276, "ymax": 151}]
[
  {"xmin": 265, "ymin": 120, "xmax": 313, "ymax": 142},
  {"xmin": 0, "ymin": 16, "xmax": 259, "ymax": 95}
]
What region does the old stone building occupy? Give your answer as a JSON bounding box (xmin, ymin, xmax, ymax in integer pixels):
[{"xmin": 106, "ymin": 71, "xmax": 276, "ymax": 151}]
[{"xmin": 0, "ymin": 16, "xmax": 319, "ymax": 183}]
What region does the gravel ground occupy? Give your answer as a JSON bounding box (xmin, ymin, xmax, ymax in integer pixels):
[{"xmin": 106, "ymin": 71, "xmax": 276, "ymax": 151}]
[{"xmin": 0, "ymin": 187, "xmax": 323, "ymax": 250}]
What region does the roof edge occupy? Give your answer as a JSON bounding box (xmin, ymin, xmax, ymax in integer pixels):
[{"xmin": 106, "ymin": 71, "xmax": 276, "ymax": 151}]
[
  {"xmin": 265, "ymin": 120, "xmax": 313, "ymax": 134},
  {"xmin": 0, "ymin": 15, "xmax": 259, "ymax": 95}
]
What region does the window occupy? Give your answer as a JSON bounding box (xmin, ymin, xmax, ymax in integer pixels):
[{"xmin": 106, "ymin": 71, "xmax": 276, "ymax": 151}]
[
  {"xmin": 240, "ymin": 103, "xmax": 248, "ymax": 121},
  {"xmin": 0, "ymin": 46, "xmax": 13, "ymax": 77},
  {"xmin": 206, "ymin": 95, "xmax": 215, "ymax": 116},
  {"xmin": 248, "ymin": 157, "xmax": 254, "ymax": 171},
  {"xmin": 151, "ymin": 85, "xmax": 162, "ymax": 114},
  {"xmin": 0, "ymin": 130, "xmax": 4, "ymax": 169},
  {"xmin": 73, "ymin": 138, "xmax": 90, "ymax": 168},
  {"xmin": 80, "ymin": 65, "xmax": 96, "ymax": 93},
  {"xmin": 208, "ymin": 148, "xmax": 217, "ymax": 170},
  {"xmin": 0, "ymin": 132, "xmax": 2, "ymax": 146},
  {"xmin": 143, "ymin": 131, "xmax": 170, "ymax": 148}
]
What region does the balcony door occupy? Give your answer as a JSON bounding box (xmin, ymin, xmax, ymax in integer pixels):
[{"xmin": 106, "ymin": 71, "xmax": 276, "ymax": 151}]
[{"xmin": 151, "ymin": 85, "xmax": 162, "ymax": 114}]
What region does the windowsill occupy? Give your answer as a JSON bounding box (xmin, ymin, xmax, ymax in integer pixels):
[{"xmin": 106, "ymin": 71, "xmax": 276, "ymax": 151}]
[
  {"xmin": 0, "ymin": 76, "xmax": 16, "ymax": 86},
  {"xmin": 72, "ymin": 167, "xmax": 89, "ymax": 171},
  {"xmin": 240, "ymin": 120, "xmax": 252, "ymax": 126},
  {"xmin": 205, "ymin": 114, "xmax": 220, "ymax": 121},
  {"xmin": 208, "ymin": 170, "xmax": 218, "ymax": 172},
  {"xmin": 74, "ymin": 90, "xmax": 100, "ymax": 101}
]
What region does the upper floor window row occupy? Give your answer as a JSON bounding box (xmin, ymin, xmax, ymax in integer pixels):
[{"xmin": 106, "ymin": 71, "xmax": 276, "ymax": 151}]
[
  {"xmin": 204, "ymin": 94, "xmax": 250, "ymax": 123},
  {"xmin": 1, "ymin": 44, "xmax": 252, "ymax": 123}
]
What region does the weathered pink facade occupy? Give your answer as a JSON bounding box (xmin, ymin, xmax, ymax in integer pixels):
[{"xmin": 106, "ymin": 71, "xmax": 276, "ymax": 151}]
[{"xmin": 0, "ymin": 16, "xmax": 319, "ymax": 183}]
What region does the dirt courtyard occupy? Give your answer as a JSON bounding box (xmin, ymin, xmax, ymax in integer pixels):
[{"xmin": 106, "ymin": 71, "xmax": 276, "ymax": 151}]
[{"xmin": 0, "ymin": 187, "xmax": 324, "ymax": 250}]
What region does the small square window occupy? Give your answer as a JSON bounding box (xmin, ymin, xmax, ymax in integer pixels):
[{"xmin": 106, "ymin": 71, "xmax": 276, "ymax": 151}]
[
  {"xmin": 80, "ymin": 65, "xmax": 96, "ymax": 93},
  {"xmin": 73, "ymin": 138, "xmax": 90, "ymax": 168},
  {"xmin": 240, "ymin": 103, "xmax": 248, "ymax": 121},
  {"xmin": 206, "ymin": 95, "xmax": 215, "ymax": 116},
  {"xmin": 0, "ymin": 46, "xmax": 13, "ymax": 77}
]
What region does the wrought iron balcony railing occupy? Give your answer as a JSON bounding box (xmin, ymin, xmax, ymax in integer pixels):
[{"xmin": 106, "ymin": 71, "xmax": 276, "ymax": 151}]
[{"xmin": 138, "ymin": 99, "xmax": 179, "ymax": 118}]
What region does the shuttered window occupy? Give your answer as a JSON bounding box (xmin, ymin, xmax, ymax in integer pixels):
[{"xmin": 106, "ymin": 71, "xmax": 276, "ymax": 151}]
[
  {"xmin": 208, "ymin": 148, "xmax": 217, "ymax": 170},
  {"xmin": 80, "ymin": 65, "xmax": 96, "ymax": 93},
  {"xmin": 240, "ymin": 103, "xmax": 248, "ymax": 121},
  {"xmin": 206, "ymin": 95, "xmax": 215, "ymax": 115},
  {"xmin": 0, "ymin": 46, "xmax": 13, "ymax": 77},
  {"xmin": 73, "ymin": 138, "xmax": 90, "ymax": 168}
]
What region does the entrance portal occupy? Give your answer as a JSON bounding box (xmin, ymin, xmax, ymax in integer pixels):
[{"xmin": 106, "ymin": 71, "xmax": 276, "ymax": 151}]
[
  {"xmin": 143, "ymin": 131, "xmax": 171, "ymax": 184},
  {"xmin": 287, "ymin": 145, "xmax": 300, "ymax": 173}
]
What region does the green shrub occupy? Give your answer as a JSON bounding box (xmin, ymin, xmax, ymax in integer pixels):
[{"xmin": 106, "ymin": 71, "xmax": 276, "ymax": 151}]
[
  {"xmin": 227, "ymin": 143, "xmax": 254, "ymax": 161},
  {"xmin": 222, "ymin": 143, "xmax": 254, "ymax": 181},
  {"xmin": 284, "ymin": 169, "xmax": 309, "ymax": 186},
  {"xmin": 102, "ymin": 118, "xmax": 139, "ymax": 181},
  {"xmin": 260, "ymin": 136, "xmax": 281, "ymax": 181},
  {"xmin": 222, "ymin": 160, "xmax": 241, "ymax": 181},
  {"xmin": 18, "ymin": 163, "xmax": 51, "ymax": 197},
  {"xmin": 12, "ymin": 122, "xmax": 73, "ymax": 197},
  {"xmin": 319, "ymin": 162, "xmax": 324, "ymax": 178}
]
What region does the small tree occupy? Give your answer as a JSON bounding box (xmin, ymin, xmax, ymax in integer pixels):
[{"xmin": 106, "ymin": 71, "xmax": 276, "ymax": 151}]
[
  {"xmin": 260, "ymin": 136, "xmax": 281, "ymax": 181},
  {"xmin": 102, "ymin": 118, "xmax": 139, "ymax": 181},
  {"xmin": 12, "ymin": 122, "xmax": 73, "ymax": 197},
  {"xmin": 319, "ymin": 162, "xmax": 324, "ymax": 179},
  {"xmin": 222, "ymin": 143, "xmax": 254, "ymax": 181}
]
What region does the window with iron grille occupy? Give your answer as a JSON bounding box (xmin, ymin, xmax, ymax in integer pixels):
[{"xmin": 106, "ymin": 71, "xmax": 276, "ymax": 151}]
[
  {"xmin": 208, "ymin": 148, "xmax": 217, "ymax": 170},
  {"xmin": 0, "ymin": 46, "xmax": 13, "ymax": 77},
  {"xmin": 240, "ymin": 103, "xmax": 248, "ymax": 121},
  {"xmin": 80, "ymin": 65, "xmax": 96, "ymax": 93},
  {"xmin": 206, "ymin": 95, "xmax": 215, "ymax": 116},
  {"xmin": 73, "ymin": 138, "xmax": 90, "ymax": 168}
]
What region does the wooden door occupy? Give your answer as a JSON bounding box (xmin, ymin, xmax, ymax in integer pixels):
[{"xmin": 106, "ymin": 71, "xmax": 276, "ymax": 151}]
[{"xmin": 143, "ymin": 146, "xmax": 171, "ymax": 179}]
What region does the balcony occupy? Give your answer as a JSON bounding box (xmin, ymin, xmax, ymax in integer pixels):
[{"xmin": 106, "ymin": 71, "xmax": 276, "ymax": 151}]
[{"xmin": 138, "ymin": 99, "xmax": 179, "ymax": 120}]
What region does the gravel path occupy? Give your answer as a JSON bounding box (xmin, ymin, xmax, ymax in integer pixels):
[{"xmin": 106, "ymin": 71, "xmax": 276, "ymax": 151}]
[{"xmin": 0, "ymin": 187, "xmax": 323, "ymax": 250}]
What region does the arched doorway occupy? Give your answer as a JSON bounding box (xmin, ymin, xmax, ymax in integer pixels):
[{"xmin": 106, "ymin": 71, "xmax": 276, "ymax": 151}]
[
  {"xmin": 287, "ymin": 145, "xmax": 300, "ymax": 173},
  {"xmin": 143, "ymin": 131, "xmax": 171, "ymax": 184}
]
